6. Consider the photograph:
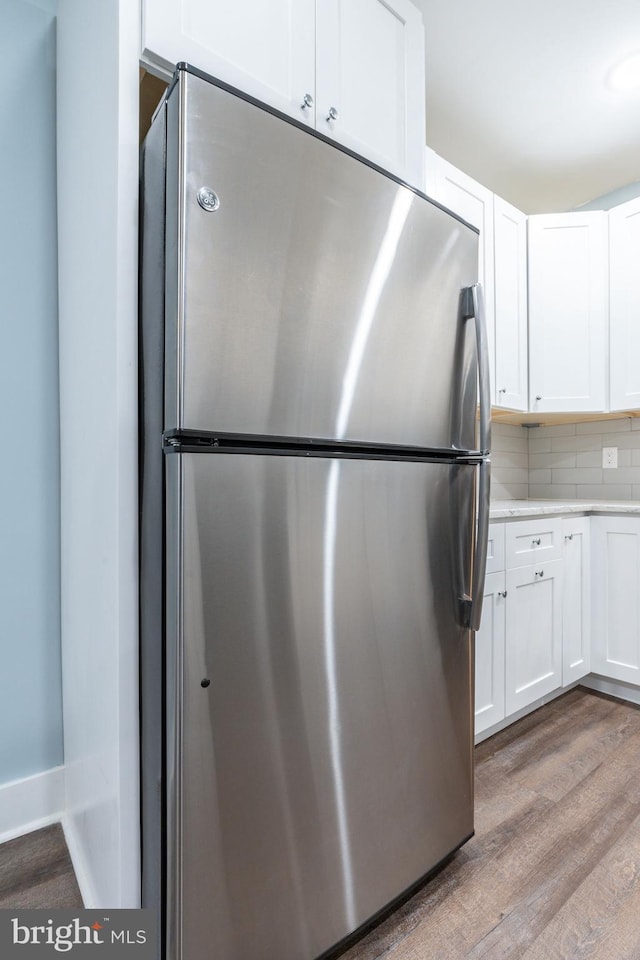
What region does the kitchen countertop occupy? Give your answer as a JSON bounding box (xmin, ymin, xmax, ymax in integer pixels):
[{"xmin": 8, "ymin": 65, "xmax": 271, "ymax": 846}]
[{"xmin": 490, "ymin": 499, "xmax": 640, "ymax": 519}]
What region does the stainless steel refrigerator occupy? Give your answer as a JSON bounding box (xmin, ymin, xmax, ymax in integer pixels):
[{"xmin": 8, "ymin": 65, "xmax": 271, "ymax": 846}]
[{"xmin": 140, "ymin": 63, "xmax": 490, "ymax": 960}]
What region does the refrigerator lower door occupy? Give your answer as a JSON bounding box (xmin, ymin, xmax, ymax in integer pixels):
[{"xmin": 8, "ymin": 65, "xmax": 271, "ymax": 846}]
[{"xmin": 166, "ymin": 453, "xmax": 476, "ymax": 960}]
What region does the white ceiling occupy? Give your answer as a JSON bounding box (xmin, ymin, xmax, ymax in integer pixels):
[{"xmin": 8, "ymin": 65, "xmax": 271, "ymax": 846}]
[{"xmin": 413, "ymin": 0, "xmax": 640, "ymax": 213}]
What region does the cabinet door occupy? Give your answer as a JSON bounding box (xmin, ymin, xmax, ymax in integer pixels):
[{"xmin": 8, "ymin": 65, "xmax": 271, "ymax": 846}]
[
  {"xmin": 475, "ymin": 572, "xmax": 506, "ymax": 736},
  {"xmin": 505, "ymin": 560, "xmax": 562, "ymax": 714},
  {"xmin": 592, "ymin": 517, "xmax": 640, "ymax": 684},
  {"xmin": 485, "ymin": 522, "xmax": 505, "ymax": 575},
  {"xmin": 528, "ymin": 212, "xmax": 608, "ymax": 413},
  {"xmin": 424, "ymin": 152, "xmax": 495, "ymax": 403},
  {"xmin": 609, "ymin": 197, "xmax": 640, "ymax": 410},
  {"xmin": 316, "ymin": 0, "xmax": 425, "ymax": 187},
  {"xmin": 562, "ymin": 517, "xmax": 590, "ymax": 686},
  {"xmin": 493, "ymin": 196, "xmax": 527, "ymax": 411},
  {"xmin": 141, "ymin": 0, "xmax": 316, "ymax": 126}
]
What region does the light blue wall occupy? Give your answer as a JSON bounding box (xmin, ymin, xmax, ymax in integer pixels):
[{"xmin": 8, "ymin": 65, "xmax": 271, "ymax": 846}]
[
  {"xmin": 578, "ymin": 181, "xmax": 640, "ymax": 211},
  {"xmin": 0, "ymin": 0, "xmax": 63, "ymax": 784}
]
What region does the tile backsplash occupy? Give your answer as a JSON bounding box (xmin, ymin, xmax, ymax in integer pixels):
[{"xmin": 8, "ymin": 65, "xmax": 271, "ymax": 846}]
[
  {"xmin": 528, "ymin": 418, "xmax": 640, "ymax": 500},
  {"xmin": 491, "ymin": 422, "xmax": 529, "ymax": 499},
  {"xmin": 491, "ymin": 417, "xmax": 640, "ymax": 500}
]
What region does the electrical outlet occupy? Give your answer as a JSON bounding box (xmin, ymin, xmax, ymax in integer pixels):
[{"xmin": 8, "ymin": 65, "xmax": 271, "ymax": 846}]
[{"xmin": 603, "ymin": 446, "xmax": 618, "ymax": 469}]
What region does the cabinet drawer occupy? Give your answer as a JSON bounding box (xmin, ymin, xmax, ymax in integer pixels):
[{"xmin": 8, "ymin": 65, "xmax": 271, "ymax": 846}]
[
  {"xmin": 505, "ymin": 518, "xmax": 562, "ymax": 568},
  {"xmin": 486, "ymin": 522, "xmax": 506, "ymax": 574}
]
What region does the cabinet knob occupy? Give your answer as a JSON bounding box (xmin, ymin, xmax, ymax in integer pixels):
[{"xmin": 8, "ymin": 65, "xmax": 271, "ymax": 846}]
[
  {"xmin": 326, "ymin": 106, "xmax": 339, "ymax": 122},
  {"xmin": 564, "ymin": 533, "xmax": 574, "ymax": 541},
  {"xmin": 498, "ymin": 387, "xmax": 506, "ymax": 394},
  {"xmin": 498, "ymin": 590, "xmax": 508, "ymax": 598},
  {"xmin": 535, "ymin": 395, "xmax": 542, "ymax": 401},
  {"xmin": 301, "ymin": 93, "xmax": 314, "ymax": 110},
  {"xmin": 535, "ymin": 569, "xmax": 544, "ymax": 578},
  {"xmin": 532, "ymin": 537, "xmax": 541, "ymax": 546}
]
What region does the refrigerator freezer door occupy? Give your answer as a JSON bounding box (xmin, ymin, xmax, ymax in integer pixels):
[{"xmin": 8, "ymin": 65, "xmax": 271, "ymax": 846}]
[
  {"xmin": 166, "ymin": 452, "xmax": 475, "ymax": 960},
  {"xmin": 164, "ymin": 70, "xmax": 480, "ymax": 451}
]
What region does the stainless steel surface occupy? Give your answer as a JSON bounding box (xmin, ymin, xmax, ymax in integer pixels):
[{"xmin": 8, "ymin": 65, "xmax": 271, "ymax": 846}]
[
  {"xmin": 196, "ymin": 186, "xmax": 220, "ymax": 212},
  {"xmin": 461, "ymin": 284, "xmax": 491, "ymax": 631},
  {"xmin": 469, "ymin": 283, "xmax": 491, "ymax": 456},
  {"xmin": 326, "ymin": 105, "xmax": 339, "ymax": 121},
  {"xmin": 469, "ymin": 459, "xmax": 491, "ymax": 631},
  {"xmin": 167, "ymin": 452, "xmax": 475, "ymax": 960},
  {"xmin": 164, "ymin": 71, "xmax": 480, "ymax": 451},
  {"xmin": 301, "ymin": 93, "xmax": 314, "ymax": 110}
]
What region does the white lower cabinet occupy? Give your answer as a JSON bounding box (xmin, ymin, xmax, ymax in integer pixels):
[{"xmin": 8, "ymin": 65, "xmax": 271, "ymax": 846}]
[
  {"xmin": 474, "ymin": 571, "xmax": 506, "ymax": 735},
  {"xmin": 505, "ymin": 560, "xmax": 563, "ymax": 715},
  {"xmin": 476, "ymin": 519, "xmax": 563, "ymax": 735},
  {"xmin": 562, "ymin": 517, "xmax": 590, "ymax": 686},
  {"xmin": 591, "ymin": 517, "xmax": 640, "ymax": 684},
  {"xmin": 476, "ymin": 516, "xmax": 586, "ymax": 738}
]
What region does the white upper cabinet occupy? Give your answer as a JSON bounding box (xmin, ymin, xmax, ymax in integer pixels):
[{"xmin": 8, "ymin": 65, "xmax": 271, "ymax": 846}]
[
  {"xmin": 141, "ymin": 0, "xmax": 426, "ymax": 187},
  {"xmin": 141, "ymin": 0, "xmax": 316, "ymax": 125},
  {"xmin": 493, "ymin": 196, "xmax": 528, "ymax": 411},
  {"xmin": 424, "ymin": 151, "xmax": 496, "ymax": 403},
  {"xmin": 528, "ymin": 212, "xmax": 608, "ymax": 413},
  {"xmin": 609, "ymin": 197, "xmax": 640, "ymax": 411},
  {"xmin": 316, "ymin": 0, "xmax": 425, "ymax": 185}
]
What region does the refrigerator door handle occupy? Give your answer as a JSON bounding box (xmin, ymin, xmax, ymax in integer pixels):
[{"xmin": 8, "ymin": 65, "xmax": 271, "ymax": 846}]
[
  {"xmin": 469, "ymin": 459, "xmax": 490, "ymax": 631},
  {"xmin": 461, "ymin": 283, "xmax": 491, "ymax": 630},
  {"xmin": 462, "ymin": 283, "xmax": 491, "ymax": 456}
]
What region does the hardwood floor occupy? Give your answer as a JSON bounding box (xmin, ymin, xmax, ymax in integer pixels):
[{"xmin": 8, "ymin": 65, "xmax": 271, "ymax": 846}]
[
  {"xmin": 338, "ymin": 687, "xmax": 640, "ymax": 960},
  {"xmin": 0, "ymin": 823, "xmax": 83, "ymax": 909},
  {"xmin": 2, "ymin": 688, "xmax": 639, "ymax": 958}
]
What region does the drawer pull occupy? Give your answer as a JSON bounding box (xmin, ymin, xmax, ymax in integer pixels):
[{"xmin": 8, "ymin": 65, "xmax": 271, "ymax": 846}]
[
  {"xmin": 535, "ymin": 569, "xmax": 544, "ymax": 578},
  {"xmin": 532, "ymin": 537, "xmax": 541, "ymax": 546}
]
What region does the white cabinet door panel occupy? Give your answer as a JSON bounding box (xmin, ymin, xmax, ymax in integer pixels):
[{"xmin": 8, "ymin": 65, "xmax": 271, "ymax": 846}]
[
  {"xmin": 610, "ymin": 197, "xmax": 640, "ymax": 411},
  {"xmin": 592, "ymin": 517, "xmax": 640, "ymax": 684},
  {"xmin": 424, "ymin": 154, "xmax": 495, "ymax": 402},
  {"xmin": 485, "ymin": 521, "xmax": 505, "ymax": 575},
  {"xmin": 528, "ymin": 212, "xmax": 608, "ymax": 413},
  {"xmin": 316, "ymin": 0, "xmax": 425, "ymax": 186},
  {"xmin": 494, "ymin": 195, "xmax": 527, "ymax": 411},
  {"xmin": 505, "ymin": 560, "xmax": 562, "ymax": 714},
  {"xmin": 475, "ymin": 572, "xmax": 506, "ymax": 735},
  {"xmin": 562, "ymin": 517, "xmax": 590, "ymax": 686},
  {"xmin": 142, "ymin": 0, "xmax": 316, "ymax": 125}
]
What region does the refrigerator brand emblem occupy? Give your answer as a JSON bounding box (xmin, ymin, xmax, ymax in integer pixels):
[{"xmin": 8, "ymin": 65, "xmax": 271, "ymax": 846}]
[{"xmin": 197, "ymin": 187, "xmax": 220, "ymax": 212}]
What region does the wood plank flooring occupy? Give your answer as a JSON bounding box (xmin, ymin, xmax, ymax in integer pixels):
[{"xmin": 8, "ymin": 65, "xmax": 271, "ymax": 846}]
[
  {"xmin": 0, "ymin": 823, "xmax": 83, "ymax": 909},
  {"xmin": 338, "ymin": 687, "xmax": 640, "ymax": 960}
]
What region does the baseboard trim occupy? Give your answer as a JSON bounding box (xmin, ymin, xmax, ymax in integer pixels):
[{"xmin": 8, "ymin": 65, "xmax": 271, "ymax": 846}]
[
  {"xmin": 0, "ymin": 766, "xmax": 65, "ymax": 845},
  {"xmin": 580, "ymin": 674, "xmax": 640, "ymax": 706},
  {"xmin": 61, "ymin": 815, "xmax": 98, "ymax": 908}
]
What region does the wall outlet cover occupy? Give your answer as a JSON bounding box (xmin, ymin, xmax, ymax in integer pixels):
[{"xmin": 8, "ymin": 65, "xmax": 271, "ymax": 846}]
[{"xmin": 603, "ymin": 446, "xmax": 618, "ymax": 469}]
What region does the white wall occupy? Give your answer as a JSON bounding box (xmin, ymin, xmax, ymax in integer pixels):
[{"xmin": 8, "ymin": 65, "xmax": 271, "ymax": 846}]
[
  {"xmin": 57, "ymin": 0, "xmax": 140, "ymax": 907},
  {"xmin": 0, "ymin": 0, "xmax": 63, "ymax": 788}
]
